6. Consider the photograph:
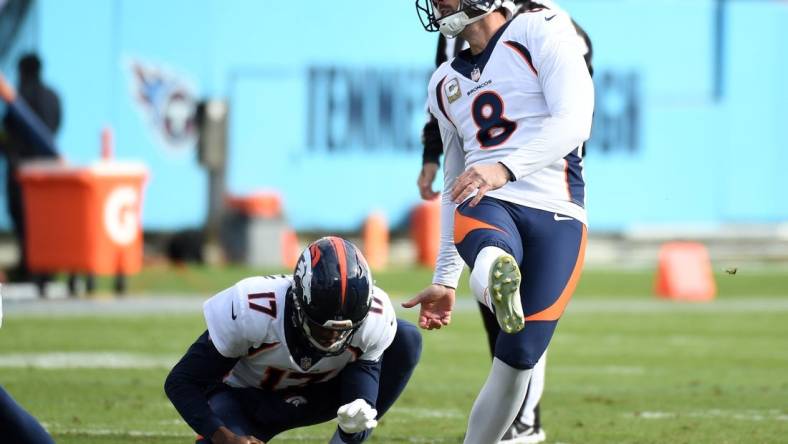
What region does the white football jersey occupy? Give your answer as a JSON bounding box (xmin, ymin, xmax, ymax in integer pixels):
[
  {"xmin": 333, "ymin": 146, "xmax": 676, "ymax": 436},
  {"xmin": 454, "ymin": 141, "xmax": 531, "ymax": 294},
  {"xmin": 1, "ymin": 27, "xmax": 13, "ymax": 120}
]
[
  {"xmin": 428, "ymin": 9, "xmax": 594, "ymax": 287},
  {"xmin": 203, "ymin": 275, "xmax": 397, "ymax": 391}
]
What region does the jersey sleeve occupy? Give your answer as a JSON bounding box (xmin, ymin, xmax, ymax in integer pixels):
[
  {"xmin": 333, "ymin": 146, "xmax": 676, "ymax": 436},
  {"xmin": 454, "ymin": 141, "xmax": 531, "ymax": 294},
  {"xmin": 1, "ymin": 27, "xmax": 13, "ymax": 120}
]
[
  {"xmin": 355, "ymin": 286, "xmax": 398, "ymax": 362},
  {"xmin": 164, "ymin": 331, "xmax": 239, "ymax": 439},
  {"xmin": 499, "ymin": 12, "xmax": 594, "ymax": 180},
  {"xmin": 432, "ymin": 123, "xmax": 466, "ymax": 289},
  {"xmin": 203, "ymin": 277, "xmax": 274, "ymax": 358},
  {"xmin": 426, "ymin": 69, "xmax": 467, "ymax": 289}
]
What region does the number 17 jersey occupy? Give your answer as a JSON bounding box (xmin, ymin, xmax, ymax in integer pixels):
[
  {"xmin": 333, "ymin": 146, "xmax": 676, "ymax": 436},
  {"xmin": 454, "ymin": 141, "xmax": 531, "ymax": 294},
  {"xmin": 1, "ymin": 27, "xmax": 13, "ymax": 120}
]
[{"xmin": 203, "ymin": 275, "xmax": 397, "ymax": 391}]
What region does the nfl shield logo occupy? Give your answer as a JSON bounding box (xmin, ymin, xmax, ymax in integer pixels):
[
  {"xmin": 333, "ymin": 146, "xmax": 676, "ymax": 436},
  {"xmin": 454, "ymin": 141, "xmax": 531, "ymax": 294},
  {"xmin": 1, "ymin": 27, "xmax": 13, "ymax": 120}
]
[
  {"xmin": 300, "ymin": 357, "xmax": 312, "ymax": 370},
  {"xmin": 471, "ymin": 66, "xmax": 481, "ymax": 82}
]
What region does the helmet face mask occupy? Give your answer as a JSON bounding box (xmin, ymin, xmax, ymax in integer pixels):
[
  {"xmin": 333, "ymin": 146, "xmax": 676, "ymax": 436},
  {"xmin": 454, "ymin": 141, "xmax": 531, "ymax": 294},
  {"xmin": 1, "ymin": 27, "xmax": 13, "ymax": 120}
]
[
  {"xmin": 292, "ymin": 237, "xmax": 373, "ymax": 357},
  {"xmin": 301, "ymin": 318, "xmax": 354, "ymax": 354},
  {"xmin": 415, "ymin": 0, "xmax": 512, "ymax": 38}
]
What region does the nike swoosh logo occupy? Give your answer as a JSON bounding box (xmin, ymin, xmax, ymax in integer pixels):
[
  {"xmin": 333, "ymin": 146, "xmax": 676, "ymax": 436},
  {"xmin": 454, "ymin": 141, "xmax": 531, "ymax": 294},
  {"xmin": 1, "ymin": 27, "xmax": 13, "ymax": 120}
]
[
  {"xmin": 545, "ymin": 14, "xmax": 557, "ymax": 21},
  {"xmin": 231, "ymin": 303, "xmax": 237, "ymax": 320},
  {"xmin": 554, "ymin": 213, "xmax": 573, "ymax": 221}
]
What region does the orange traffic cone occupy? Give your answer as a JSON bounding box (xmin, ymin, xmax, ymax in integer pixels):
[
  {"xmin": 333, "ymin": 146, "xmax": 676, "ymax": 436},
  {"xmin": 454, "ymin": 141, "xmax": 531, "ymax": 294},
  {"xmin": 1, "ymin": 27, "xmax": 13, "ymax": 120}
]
[
  {"xmin": 281, "ymin": 228, "xmax": 299, "ymax": 269},
  {"xmin": 410, "ymin": 201, "xmax": 441, "ymax": 267},
  {"xmin": 654, "ymin": 242, "xmax": 716, "ymax": 301},
  {"xmin": 363, "ymin": 211, "xmax": 389, "ymax": 270}
]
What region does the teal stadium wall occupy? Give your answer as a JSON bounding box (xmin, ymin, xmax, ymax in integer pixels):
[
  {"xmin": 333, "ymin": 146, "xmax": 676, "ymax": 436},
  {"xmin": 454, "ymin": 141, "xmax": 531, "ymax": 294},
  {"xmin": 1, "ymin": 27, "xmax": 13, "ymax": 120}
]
[{"xmin": 1, "ymin": 0, "xmax": 786, "ymax": 231}]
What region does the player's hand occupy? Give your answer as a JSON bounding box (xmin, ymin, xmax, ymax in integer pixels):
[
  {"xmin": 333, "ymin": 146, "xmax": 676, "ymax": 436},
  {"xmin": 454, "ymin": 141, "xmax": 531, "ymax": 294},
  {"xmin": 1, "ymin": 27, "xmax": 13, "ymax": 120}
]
[
  {"xmin": 337, "ymin": 399, "xmax": 378, "ymax": 434},
  {"xmin": 450, "ymin": 163, "xmax": 510, "ymax": 206},
  {"xmin": 401, "ymin": 284, "xmax": 456, "ymax": 330},
  {"xmin": 417, "ymin": 162, "xmax": 440, "ymax": 200},
  {"xmin": 211, "ymin": 426, "xmax": 265, "ymax": 444}
]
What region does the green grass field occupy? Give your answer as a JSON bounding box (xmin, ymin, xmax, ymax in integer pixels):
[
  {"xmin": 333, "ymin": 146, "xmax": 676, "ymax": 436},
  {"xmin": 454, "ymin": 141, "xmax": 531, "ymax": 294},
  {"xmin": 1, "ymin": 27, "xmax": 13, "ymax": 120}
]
[{"xmin": 2, "ymin": 267, "xmax": 787, "ymax": 443}]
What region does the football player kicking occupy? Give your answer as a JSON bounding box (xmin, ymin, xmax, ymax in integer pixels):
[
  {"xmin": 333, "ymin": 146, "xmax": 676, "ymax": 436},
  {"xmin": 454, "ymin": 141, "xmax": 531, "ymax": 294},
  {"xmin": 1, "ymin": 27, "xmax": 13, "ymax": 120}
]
[
  {"xmin": 416, "ymin": 2, "xmax": 593, "ymax": 442},
  {"xmin": 404, "ymin": 1, "xmax": 593, "ymax": 443},
  {"xmin": 166, "ymin": 237, "xmax": 422, "ymax": 444}
]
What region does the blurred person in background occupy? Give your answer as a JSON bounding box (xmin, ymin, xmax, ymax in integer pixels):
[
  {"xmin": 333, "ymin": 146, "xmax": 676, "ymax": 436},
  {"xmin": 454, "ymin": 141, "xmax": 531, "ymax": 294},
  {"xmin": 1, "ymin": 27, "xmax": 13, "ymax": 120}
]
[
  {"xmin": 415, "ymin": 1, "xmax": 592, "ymax": 442},
  {"xmin": 165, "ymin": 237, "xmax": 422, "ymax": 444},
  {"xmin": 0, "ymin": 53, "xmax": 61, "ymax": 284},
  {"xmin": 405, "ymin": 0, "xmax": 593, "ymax": 442}
]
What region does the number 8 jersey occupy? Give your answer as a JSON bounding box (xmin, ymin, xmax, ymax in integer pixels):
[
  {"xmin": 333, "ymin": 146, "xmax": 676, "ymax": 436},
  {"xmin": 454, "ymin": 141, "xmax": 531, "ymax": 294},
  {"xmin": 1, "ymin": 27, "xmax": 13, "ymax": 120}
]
[{"xmin": 427, "ymin": 8, "xmax": 594, "ymax": 224}]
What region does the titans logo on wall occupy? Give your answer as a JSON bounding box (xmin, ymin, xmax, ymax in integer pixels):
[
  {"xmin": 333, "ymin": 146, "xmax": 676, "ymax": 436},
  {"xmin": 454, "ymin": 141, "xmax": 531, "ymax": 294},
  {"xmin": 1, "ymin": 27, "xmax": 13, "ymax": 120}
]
[{"xmin": 129, "ymin": 60, "xmax": 197, "ymax": 152}]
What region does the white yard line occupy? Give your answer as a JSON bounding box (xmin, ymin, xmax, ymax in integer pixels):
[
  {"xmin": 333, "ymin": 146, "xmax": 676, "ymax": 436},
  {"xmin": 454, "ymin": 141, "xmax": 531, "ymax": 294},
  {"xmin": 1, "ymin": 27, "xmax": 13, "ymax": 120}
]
[
  {"xmin": 0, "ymin": 352, "xmax": 178, "ymax": 369},
  {"xmin": 629, "ymin": 409, "xmax": 788, "ymax": 422},
  {"xmin": 387, "ymin": 406, "xmax": 464, "ymax": 419},
  {"xmin": 1, "ymin": 296, "xmax": 205, "ymax": 316},
  {"xmin": 47, "ymin": 426, "xmax": 460, "ymax": 442},
  {"xmin": 3, "ymin": 295, "xmax": 788, "ymax": 317},
  {"xmin": 45, "ymin": 428, "xmax": 193, "ymax": 438}
]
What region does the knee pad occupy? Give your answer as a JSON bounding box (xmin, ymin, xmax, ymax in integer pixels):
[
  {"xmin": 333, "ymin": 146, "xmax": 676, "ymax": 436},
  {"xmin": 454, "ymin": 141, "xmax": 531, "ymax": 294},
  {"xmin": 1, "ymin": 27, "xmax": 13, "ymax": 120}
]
[
  {"xmin": 493, "ymin": 322, "xmax": 556, "ymax": 370},
  {"xmin": 494, "ymin": 338, "xmax": 537, "ymax": 370}
]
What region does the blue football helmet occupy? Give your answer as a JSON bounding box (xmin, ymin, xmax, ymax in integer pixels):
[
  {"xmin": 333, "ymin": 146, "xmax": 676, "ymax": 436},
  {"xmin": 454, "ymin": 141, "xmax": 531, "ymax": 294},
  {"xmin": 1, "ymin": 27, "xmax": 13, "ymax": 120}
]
[{"xmin": 291, "ymin": 237, "xmax": 373, "ymax": 356}]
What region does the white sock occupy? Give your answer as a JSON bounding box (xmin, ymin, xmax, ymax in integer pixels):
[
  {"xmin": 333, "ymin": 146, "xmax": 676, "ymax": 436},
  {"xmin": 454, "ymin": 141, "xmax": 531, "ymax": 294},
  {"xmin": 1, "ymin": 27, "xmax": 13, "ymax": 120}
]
[
  {"xmin": 463, "ymin": 358, "xmax": 533, "ymax": 444},
  {"xmin": 519, "ymin": 350, "xmax": 547, "ymax": 425},
  {"xmin": 470, "ymin": 246, "xmax": 509, "ymax": 310}
]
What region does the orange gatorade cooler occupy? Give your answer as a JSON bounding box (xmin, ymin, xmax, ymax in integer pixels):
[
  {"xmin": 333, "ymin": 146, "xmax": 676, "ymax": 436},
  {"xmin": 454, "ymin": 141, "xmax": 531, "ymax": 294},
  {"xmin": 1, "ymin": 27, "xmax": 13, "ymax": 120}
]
[{"xmin": 18, "ymin": 161, "xmax": 148, "ymax": 276}]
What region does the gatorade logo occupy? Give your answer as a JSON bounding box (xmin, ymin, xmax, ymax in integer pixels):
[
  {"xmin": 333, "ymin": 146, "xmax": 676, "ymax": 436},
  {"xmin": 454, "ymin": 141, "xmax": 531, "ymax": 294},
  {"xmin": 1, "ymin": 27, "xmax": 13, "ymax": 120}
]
[{"xmin": 104, "ymin": 186, "xmax": 140, "ymax": 246}]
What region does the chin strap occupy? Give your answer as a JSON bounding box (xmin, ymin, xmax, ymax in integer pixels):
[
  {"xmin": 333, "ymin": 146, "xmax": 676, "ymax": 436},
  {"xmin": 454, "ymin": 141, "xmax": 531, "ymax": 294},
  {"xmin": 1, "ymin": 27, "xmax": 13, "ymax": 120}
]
[{"xmin": 438, "ymin": 12, "xmax": 482, "ymax": 38}]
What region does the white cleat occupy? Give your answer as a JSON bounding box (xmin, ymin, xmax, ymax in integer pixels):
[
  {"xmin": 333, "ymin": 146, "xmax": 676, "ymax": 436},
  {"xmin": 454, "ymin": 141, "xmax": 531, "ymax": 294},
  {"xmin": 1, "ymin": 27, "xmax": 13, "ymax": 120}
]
[{"xmin": 488, "ymin": 254, "xmax": 524, "ymax": 334}]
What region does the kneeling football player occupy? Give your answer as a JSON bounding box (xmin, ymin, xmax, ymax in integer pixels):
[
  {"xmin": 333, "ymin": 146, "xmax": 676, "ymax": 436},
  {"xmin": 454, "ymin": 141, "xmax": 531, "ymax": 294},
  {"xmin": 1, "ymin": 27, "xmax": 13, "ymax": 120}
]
[{"xmin": 165, "ymin": 237, "xmax": 422, "ymax": 444}]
